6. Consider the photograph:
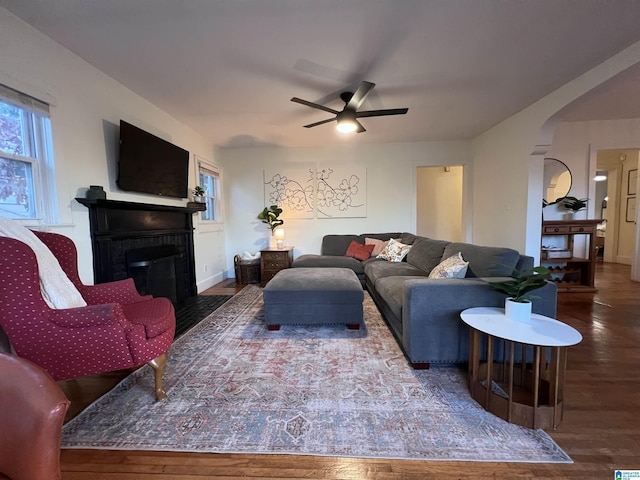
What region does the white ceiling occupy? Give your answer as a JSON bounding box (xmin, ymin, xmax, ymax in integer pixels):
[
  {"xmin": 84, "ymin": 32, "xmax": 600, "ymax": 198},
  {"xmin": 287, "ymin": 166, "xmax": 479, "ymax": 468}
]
[{"xmin": 3, "ymin": 0, "xmax": 640, "ymax": 148}]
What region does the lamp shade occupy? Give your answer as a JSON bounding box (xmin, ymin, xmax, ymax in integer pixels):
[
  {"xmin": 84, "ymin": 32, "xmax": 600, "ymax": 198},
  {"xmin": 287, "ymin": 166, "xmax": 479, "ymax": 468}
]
[
  {"xmin": 274, "ymin": 228, "xmax": 285, "ymax": 248},
  {"xmin": 336, "ymin": 110, "xmax": 357, "ymax": 133}
]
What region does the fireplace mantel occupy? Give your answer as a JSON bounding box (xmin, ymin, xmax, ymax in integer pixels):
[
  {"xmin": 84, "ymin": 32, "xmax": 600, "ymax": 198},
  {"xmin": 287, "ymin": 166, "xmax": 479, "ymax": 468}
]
[{"xmin": 76, "ymin": 198, "xmax": 198, "ymax": 299}]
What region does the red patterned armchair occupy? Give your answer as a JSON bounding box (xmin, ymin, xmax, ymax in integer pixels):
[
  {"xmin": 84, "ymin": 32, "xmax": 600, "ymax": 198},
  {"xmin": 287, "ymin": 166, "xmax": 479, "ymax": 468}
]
[{"xmin": 0, "ymin": 231, "xmax": 175, "ymax": 401}]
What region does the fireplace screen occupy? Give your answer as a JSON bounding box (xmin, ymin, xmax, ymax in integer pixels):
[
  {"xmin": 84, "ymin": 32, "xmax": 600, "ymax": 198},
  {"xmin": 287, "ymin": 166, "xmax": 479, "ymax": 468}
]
[{"xmin": 126, "ymin": 245, "xmax": 186, "ymax": 305}]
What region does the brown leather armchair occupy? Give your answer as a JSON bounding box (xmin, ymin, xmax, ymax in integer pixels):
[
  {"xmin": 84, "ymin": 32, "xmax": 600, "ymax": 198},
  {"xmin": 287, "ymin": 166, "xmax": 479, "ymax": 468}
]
[{"xmin": 0, "ymin": 352, "xmax": 70, "ymax": 480}]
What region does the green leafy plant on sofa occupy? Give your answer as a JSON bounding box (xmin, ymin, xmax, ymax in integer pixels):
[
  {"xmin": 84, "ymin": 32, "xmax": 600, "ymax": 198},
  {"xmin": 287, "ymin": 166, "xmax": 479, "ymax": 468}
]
[
  {"xmin": 257, "ymin": 205, "xmax": 284, "ymax": 233},
  {"xmin": 488, "ymin": 266, "xmax": 551, "ymax": 303}
]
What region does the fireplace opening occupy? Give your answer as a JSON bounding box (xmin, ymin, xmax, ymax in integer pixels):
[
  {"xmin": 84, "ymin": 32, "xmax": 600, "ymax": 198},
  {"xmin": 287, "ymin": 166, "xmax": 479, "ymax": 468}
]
[{"xmin": 126, "ymin": 245, "xmax": 187, "ymax": 306}]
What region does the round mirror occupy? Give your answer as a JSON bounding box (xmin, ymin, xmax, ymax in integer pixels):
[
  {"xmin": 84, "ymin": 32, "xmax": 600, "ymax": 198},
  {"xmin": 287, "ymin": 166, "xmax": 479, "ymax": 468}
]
[{"xmin": 543, "ymin": 158, "xmax": 572, "ymax": 205}]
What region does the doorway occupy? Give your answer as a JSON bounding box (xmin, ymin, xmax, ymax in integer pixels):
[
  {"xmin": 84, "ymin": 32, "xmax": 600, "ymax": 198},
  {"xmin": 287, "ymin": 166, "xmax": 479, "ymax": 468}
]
[
  {"xmin": 596, "ymin": 149, "xmax": 639, "ymax": 266},
  {"xmin": 416, "ymin": 166, "xmax": 463, "ymax": 241}
]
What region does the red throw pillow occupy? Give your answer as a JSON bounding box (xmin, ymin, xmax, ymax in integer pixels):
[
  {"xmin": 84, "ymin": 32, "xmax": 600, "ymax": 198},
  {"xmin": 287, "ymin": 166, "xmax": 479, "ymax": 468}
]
[{"xmin": 345, "ymin": 240, "xmax": 375, "ymax": 261}]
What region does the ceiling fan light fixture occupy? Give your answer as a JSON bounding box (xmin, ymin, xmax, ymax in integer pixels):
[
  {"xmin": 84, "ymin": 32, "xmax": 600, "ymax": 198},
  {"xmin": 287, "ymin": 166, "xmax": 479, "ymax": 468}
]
[
  {"xmin": 291, "ymin": 81, "xmax": 408, "ymax": 133},
  {"xmin": 336, "ymin": 119, "xmax": 357, "ymax": 133},
  {"xmin": 336, "ymin": 110, "xmax": 357, "ymax": 133}
]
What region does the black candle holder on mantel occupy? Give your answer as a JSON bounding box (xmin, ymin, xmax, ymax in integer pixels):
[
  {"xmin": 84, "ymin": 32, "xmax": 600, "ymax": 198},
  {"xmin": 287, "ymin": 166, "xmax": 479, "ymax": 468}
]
[{"xmin": 85, "ymin": 185, "xmax": 106, "ymax": 200}]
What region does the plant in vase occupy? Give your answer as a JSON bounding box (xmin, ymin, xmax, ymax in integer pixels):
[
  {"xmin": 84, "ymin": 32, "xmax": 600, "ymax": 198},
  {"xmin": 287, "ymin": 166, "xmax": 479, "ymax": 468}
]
[
  {"xmin": 257, "ymin": 205, "xmax": 284, "ymax": 247},
  {"xmin": 488, "ymin": 266, "xmax": 551, "ymax": 321},
  {"xmin": 193, "ymin": 186, "xmax": 206, "ymax": 203},
  {"xmin": 560, "ymin": 196, "xmax": 588, "ymax": 213},
  {"xmin": 549, "ymin": 195, "xmax": 588, "ymax": 219}
]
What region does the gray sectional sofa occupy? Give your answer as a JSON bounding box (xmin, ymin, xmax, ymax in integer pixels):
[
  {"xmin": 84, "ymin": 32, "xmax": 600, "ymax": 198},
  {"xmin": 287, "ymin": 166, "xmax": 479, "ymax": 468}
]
[{"xmin": 292, "ymin": 232, "xmax": 557, "ymax": 368}]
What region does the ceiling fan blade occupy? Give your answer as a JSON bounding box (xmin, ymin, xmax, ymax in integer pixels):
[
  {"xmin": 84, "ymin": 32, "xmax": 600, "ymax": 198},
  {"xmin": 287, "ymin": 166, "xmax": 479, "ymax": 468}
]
[
  {"xmin": 303, "ymin": 117, "xmax": 336, "ymax": 129},
  {"xmin": 347, "ymin": 81, "xmax": 375, "ymax": 110},
  {"xmin": 356, "ymin": 108, "xmax": 409, "ymax": 118},
  {"xmin": 291, "ymin": 97, "xmax": 340, "ymax": 115},
  {"xmin": 355, "ymin": 120, "xmax": 366, "ymax": 133}
]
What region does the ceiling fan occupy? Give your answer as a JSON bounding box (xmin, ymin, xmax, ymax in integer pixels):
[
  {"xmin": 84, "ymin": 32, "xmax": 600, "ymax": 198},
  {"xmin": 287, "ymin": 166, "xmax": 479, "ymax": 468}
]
[{"xmin": 290, "ymin": 81, "xmax": 408, "ymax": 133}]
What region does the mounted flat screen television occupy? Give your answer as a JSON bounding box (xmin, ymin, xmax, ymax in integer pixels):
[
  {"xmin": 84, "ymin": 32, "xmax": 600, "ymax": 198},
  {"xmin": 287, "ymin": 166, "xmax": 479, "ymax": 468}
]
[{"xmin": 117, "ymin": 120, "xmax": 190, "ymax": 199}]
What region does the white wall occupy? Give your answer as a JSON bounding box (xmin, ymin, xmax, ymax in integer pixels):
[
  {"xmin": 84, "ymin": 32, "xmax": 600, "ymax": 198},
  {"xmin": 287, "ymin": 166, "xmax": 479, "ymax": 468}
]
[
  {"xmin": 218, "ymin": 141, "xmax": 471, "ymax": 276},
  {"xmin": 0, "ymin": 7, "xmax": 226, "ymax": 290}
]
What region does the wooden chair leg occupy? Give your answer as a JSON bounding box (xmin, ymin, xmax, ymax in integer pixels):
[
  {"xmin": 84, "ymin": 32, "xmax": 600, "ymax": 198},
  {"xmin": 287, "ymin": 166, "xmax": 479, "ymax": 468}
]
[{"xmin": 147, "ymin": 353, "xmax": 168, "ymax": 401}]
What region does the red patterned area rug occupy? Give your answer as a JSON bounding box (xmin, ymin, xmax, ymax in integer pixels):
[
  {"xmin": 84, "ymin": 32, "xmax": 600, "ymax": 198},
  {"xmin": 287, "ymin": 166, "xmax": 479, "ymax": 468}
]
[{"xmin": 62, "ymin": 285, "xmax": 571, "ymax": 463}]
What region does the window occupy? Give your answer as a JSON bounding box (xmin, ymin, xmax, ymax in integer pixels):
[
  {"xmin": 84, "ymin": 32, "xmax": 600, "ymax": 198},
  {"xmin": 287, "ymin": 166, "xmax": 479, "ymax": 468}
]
[
  {"xmin": 0, "ymin": 84, "xmax": 57, "ymax": 223},
  {"xmin": 197, "ymin": 158, "xmax": 222, "ymax": 223}
]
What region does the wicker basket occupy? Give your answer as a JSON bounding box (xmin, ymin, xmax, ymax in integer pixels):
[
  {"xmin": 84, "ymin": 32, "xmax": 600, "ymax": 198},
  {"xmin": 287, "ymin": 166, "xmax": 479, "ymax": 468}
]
[{"xmin": 234, "ymin": 255, "xmax": 261, "ymax": 284}]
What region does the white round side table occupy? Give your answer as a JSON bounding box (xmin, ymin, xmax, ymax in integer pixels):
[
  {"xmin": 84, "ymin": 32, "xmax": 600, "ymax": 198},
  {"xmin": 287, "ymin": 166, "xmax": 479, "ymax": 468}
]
[{"xmin": 460, "ymin": 307, "xmax": 582, "ymax": 429}]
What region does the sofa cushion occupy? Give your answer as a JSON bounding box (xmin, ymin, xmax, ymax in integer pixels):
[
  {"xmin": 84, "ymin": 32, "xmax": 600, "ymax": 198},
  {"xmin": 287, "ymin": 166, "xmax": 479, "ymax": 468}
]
[
  {"xmin": 405, "ymin": 236, "xmax": 451, "ymax": 274},
  {"xmin": 356, "ymin": 232, "xmax": 403, "ymax": 244},
  {"xmin": 364, "ymin": 237, "xmax": 389, "ymax": 256},
  {"xmin": 428, "ymin": 252, "xmax": 469, "ymax": 279},
  {"xmin": 374, "ymin": 276, "xmax": 405, "ymax": 324},
  {"xmin": 291, "ymin": 254, "xmax": 365, "ymax": 276},
  {"xmin": 399, "ymin": 232, "xmax": 418, "ymax": 245},
  {"xmin": 364, "ymin": 260, "xmax": 426, "ymax": 285},
  {"xmin": 375, "ymin": 275, "xmax": 429, "ymax": 327},
  {"xmin": 321, "ymin": 235, "xmax": 359, "ymax": 256},
  {"xmin": 377, "ymin": 238, "xmax": 412, "ymax": 262},
  {"xmin": 442, "ymin": 242, "xmax": 520, "ymax": 277},
  {"xmin": 345, "ymin": 240, "xmax": 375, "ymax": 261}
]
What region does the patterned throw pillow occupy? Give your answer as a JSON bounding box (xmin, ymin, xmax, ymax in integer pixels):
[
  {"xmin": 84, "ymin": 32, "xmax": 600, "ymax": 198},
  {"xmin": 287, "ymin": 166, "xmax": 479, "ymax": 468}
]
[
  {"xmin": 376, "ymin": 238, "xmax": 412, "ymax": 262},
  {"xmin": 365, "ymin": 237, "xmax": 388, "ymax": 256},
  {"xmin": 428, "ymin": 252, "xmax": 469, "ymax": 279},
  {"xmin": 345, "ymin": 240, "xmax": 375, "ymax": 261}
]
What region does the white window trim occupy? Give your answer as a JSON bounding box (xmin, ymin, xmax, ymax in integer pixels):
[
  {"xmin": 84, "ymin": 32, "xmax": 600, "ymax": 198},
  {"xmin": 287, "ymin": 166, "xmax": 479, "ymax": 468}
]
[
  {"xmin": 195, "ymin": 155, "xmax": 223, "ymax": 226},
  {"xmin": 0, "ymin": 84, "xmax": 58, "ymax": 224}
]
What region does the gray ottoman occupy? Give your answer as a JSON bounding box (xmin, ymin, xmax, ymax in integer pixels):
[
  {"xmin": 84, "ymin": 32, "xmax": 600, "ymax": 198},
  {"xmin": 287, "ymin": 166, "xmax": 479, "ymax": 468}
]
[{"xmin": 263, "ymin": 267, "xmax": 364, "ymax": 330}]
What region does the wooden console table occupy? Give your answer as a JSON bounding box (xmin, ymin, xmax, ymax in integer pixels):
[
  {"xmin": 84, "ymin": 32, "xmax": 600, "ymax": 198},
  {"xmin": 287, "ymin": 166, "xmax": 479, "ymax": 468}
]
[{"xmin": 541, "ymin": 219, "xmax": 600, "ymax": 292}]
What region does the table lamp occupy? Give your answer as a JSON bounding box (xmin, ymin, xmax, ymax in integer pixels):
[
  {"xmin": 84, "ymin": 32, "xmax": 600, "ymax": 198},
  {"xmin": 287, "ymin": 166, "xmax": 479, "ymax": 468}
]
[{"xmin": 275, "ymin": 229, "xmax": 285, "ymax": 249}]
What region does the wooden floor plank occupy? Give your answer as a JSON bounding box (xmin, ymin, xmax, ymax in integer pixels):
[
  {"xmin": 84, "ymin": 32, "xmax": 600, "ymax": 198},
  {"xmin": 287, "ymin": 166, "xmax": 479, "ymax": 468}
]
[{"xmin": 60, "ymin": 262, "xmax": 640, "ymax": 478}]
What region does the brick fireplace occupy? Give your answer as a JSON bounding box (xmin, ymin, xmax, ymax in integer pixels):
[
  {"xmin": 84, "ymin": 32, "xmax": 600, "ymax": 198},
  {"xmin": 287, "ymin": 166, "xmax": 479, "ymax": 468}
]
[{"xmin": 76, "ymin": 198, "xmax": 200, "ymax": 304}]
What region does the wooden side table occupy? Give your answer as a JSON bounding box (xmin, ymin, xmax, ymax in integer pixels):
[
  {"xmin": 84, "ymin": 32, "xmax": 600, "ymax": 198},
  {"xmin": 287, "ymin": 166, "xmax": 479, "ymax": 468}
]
[
  {"xmin": 541, "ymin": 219, "xmax": 600, "ymax": 292},
  {"xmin": 460, "ymin": 307, "xmax": 582, "ymax": 429},
  {"xmin": 260, "ymin": 246, "xmax": 294, "ymax": 286}
]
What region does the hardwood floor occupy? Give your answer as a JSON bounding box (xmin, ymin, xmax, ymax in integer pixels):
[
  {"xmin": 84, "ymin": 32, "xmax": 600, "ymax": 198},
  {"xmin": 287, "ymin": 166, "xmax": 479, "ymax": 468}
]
[{"xmin": 59, "ymin": 264, "xmax": 640, "ymax": 479}]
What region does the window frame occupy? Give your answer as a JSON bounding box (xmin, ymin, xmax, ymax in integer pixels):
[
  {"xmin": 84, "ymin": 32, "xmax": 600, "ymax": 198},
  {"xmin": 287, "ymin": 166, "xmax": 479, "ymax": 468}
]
[
  {"xmin": 0, "ymin": 84, "xmax": 58, "ymax": 224},
  {"xmin": 195, "ymin": 155, "xmax": 223, "ymax": 225}
]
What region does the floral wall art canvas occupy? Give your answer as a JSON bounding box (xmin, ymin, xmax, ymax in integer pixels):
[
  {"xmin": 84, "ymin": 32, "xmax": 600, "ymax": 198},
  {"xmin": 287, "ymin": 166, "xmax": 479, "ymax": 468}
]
[
  {"xmin": 316, "ymin": 166, "xmax": 366, "ymax": 218},
  {"xmin": 263, "ymin": 169, "xmax": 314, "ymax": 219},
  {"xmin": 264, "ymin": 166, "xmax": 367, "ymax": 219}
]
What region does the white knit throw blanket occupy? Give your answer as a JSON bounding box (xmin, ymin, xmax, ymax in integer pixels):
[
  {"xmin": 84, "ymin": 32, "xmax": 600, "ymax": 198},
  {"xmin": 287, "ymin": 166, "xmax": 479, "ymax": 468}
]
[{"xmin": 0, "ymin": 217, "xmax": 86, "ymax": 309}]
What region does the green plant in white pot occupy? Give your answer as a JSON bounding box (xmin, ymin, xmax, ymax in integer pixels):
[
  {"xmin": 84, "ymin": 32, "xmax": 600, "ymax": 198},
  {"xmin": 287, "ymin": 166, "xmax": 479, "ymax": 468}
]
[
  {"xmin": 488, "ymin": 266, "xmax": 551, "ymax": 322},
  {"xmin": 193, "ymin": 186, "xmax": 206, "ymax": 203},
  {"xmin": 257, "ymin": 205, "xmax": 284, "ymax": 246},
  {"xmin": 560, "ymin": 196, "xmax": 588, "ymax": 213},
  {"xmin": 548, "ymin": 195, "xmax": 588, "ymax": 219}
]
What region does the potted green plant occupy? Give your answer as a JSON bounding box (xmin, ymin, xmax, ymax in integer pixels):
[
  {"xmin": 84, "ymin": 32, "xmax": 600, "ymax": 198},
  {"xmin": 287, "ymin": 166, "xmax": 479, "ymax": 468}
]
[
  {"xmin": 257, "ymin": 205, "xmax": 284, "ymax": 234},
  {"xmin": 193, "ymin": 186, "xmax": 206, "ymax": 203},
  {"xmin": 560, "ymin": 196, "xmax": 588, "ymax": 212},
  {"xmin": 489, "ymin": 266, "xmax": 551, "ymax": 321}
]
